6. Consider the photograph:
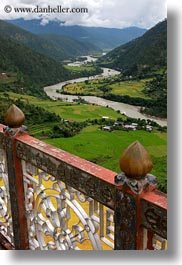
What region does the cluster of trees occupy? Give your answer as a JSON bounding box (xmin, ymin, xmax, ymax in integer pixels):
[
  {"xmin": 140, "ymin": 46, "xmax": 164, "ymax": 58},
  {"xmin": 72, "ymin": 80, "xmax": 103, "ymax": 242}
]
[
  {"xmin": 0, "ymin": 97, "xmax": 88, "ymax": 139},
  {"xmin": 141, "ymin": 73, "xmax": 167, "ymax": 118},
  {"xmin": 103, "ymin": 93, "xmax": 153, "ymax": 107},
  {"xmin": 0, "ymin": 96, "xmax": 60, "ymax": 125},
  {"xmin": 70, "ymin": 66, "xmax": 103, "ymax": 79},
  {"xmin": 50, "ymin": 121, "xmax": 87, "ymax": 138}
]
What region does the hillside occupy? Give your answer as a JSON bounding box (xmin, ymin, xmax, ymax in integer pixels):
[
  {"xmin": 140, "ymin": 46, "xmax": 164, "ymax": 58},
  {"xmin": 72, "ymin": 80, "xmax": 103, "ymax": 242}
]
[
  {"xmin": 7, "ymin": 19, "xmax": 147, "ymax": 50},
  {"xmin": 98, "ymin": 19, "xmax": 167, "ymax": 72},
  {"xmin": 0, "ymin": 20, "xmax": 101, "ymax": 62},
  {"xmin": 0, "ymin": 35, "xmax": 73, "ymax": 96},
  {"xmin": 40, "ymin": 34, "xmax": 101, "ymax": 60},
  {"xmin": 0, "ymin": 92, "xmax": 167, "ymax": 193}
]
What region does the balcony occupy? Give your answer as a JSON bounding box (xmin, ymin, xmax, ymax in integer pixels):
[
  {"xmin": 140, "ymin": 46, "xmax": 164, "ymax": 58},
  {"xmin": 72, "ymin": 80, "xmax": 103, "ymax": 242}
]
[{"xmin": 0, "ymin": 105, "xmax": 167, "ymax": 250}]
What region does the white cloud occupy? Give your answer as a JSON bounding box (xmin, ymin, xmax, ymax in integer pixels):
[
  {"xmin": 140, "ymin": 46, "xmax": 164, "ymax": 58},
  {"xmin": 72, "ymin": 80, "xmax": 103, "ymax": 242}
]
[{"xmin": 0, "ymin": 0, "xmax": 167, "ymax": 29}]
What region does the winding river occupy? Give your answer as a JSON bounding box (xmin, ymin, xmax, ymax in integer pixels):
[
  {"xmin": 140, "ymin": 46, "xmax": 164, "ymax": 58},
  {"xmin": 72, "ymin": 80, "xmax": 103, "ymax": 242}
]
[{"xmin": 44, "ymin": 56, "xmax": 167, "ymax": 127}]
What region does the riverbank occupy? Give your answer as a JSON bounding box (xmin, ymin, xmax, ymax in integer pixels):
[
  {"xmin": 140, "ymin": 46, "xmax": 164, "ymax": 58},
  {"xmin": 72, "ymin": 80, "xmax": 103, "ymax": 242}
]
[{"xmin": 44, "ymin": 56, "xmax": 167, "ymax": 127}]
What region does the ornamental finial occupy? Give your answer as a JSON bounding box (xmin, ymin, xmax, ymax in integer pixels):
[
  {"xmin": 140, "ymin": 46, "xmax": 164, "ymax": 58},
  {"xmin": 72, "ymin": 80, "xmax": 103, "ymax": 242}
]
[
  {"xmin": 119, "ymin": 141, "xmax": 153, "ymax": 180},
  {"xmin": 4, "ymin": 104, "xmax": 25, "ymax": 128}
]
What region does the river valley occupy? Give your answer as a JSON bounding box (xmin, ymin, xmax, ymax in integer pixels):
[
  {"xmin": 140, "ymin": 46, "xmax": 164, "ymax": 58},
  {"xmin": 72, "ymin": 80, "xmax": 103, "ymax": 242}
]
[{"xmin": 44, "ymin": 56, "xmax": 167, "ymax": 127}]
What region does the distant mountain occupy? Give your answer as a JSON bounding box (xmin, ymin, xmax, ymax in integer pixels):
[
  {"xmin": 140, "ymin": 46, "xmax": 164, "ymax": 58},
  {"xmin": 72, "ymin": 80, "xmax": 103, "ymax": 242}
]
[
  {"xmin": 40, "ymin": 34, "xmax": 101, "ymax": 59},
  {"xmin": 0, "ymin": 20, "xmax": 101, "ymax": 62},
  {"xmin": 7, "ymin": 19, "xmax": 147, "ymax": 50},
  {"xmin": 0, "ymin": 35, "xmax": 71, "ymax": 87},
  {"xmin": 98, "ymin": 20, "xmax": 167, "ymax": 72}
]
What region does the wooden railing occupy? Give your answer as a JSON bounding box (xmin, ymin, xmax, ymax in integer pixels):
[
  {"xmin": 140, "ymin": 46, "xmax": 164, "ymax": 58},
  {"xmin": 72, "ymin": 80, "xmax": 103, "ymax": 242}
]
[{"xmin": 0, "ymin": 105, "xmax": 167, "ymax": 250}]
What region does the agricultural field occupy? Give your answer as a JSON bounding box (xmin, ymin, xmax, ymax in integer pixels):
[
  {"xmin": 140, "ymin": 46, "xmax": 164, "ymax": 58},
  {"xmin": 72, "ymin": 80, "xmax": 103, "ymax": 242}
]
[
  {"xmin": 0, "ymin": 92, "xmax": 123, "ymax": 122},
  {"xmin": 0, "ymin": 92, "xmax": 167, "ymax": 192},
  {"xmin": 65, "ymin": 65, "xmax": 97, "ymax": 72},
  {"xmin": 62, "ymin": 78, "xmax": 151, "ymax": 99},
  {"xmin": 45, "ymin": 127, "xmax": 167, "ymax": 192}
]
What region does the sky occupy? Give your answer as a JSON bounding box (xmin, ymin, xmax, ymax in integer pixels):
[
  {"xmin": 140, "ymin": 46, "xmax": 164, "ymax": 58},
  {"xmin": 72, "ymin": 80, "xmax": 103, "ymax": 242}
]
[{"xmin": 0, "ymin": 0, "xmax": 167, "ymax": 29}]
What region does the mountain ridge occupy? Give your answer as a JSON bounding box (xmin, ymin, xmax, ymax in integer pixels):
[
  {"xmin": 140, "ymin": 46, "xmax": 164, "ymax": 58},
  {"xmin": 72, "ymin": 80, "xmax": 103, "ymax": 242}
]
[
  {"xmin": 0, "ymin": 20, "xmax": 101, "ymax": 62},
  {"xmin": 98, "ymin": 19, "xmax": 167, "ymax": 73},
  {"xmin": 7, "ymin": 18, "xmax": 147, "ymax": 50},
  {"xmin": 0, "ymin": 34, "xmax": 75, "ymax": 97}
]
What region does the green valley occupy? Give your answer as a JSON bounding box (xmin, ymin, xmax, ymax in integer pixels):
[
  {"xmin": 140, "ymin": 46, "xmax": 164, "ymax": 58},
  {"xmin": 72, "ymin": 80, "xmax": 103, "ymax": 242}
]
[
  {"xmin": 0, "ymin": 92, "xmax": 167, "ymax": 192},
  {"xmin": 0, "ymin": 18, "xmax": 167, "ymax": 194}
]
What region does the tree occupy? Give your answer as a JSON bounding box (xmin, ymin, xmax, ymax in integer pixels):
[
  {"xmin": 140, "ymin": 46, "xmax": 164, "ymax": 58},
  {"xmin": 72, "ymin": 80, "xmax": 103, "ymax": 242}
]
[{"xmin": 99, "ymin": 87, "xmax": 112, "ymax": 95}]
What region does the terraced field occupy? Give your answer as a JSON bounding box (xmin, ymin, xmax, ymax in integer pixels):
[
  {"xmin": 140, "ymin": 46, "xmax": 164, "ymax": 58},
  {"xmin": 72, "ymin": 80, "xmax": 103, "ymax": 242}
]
[
  {"xmin": 62, "ymin": 78, "xmax": 151, "ymax": 99},
  {"xmin": 0, "ymin": 92, "xmax": 123, "ymax": 122}
]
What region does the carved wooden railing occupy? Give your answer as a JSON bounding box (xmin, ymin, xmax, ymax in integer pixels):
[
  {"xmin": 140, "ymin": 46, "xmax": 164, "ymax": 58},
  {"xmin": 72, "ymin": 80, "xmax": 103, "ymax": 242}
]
[{"xmin": 0, "ymin": 105, "xmax": 167, "ymax": 250}]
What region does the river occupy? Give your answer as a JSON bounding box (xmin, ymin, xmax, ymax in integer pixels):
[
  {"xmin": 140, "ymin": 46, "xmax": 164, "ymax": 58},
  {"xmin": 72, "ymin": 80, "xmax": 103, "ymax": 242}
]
[{"xmin": 44, "ymin": 56, "xmax": 167, "ymax": 127}]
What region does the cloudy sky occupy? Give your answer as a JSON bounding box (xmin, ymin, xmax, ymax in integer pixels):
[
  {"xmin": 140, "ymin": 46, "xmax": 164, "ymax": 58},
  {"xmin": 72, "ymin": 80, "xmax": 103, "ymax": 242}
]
[{"xmin": 0, "ymin": 0, "xmax": 167, "ymax": 29}]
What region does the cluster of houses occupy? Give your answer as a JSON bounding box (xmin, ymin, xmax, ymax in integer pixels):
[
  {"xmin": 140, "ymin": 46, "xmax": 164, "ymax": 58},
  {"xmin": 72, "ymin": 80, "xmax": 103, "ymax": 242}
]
[
  {"xmin": 101, "ymin": 117, "xmax": 153, "ymax": 132},
  {"xmin": 0, "ymin": 72, "xmax": 7, "ymax": 78}
]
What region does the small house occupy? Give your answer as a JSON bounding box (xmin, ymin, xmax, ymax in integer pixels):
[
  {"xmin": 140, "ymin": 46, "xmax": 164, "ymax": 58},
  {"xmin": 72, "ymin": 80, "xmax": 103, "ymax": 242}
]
[
  {"xmin": 102, "ymin": 126, "xmax": 112, "ymax": 132},
  {"xmin": 124, "ymin": 125, "xmax": 136, "ymax": 131},
  {"xmin": 146, "ymin": 125, "xmax": 153, "ymax": 131}
]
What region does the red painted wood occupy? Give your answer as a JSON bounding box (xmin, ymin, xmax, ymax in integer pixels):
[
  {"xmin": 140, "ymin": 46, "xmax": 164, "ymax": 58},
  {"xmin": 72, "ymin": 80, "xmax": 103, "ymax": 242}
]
[
  {"xmin": 0, "ymin": 124, "xmax": 3, "ymax": 132},
  {"xmin": 16, "ymin": 133, "xmax": 117, "ymax": 185},
  {"xmin": 0, "ymin": 233, "xmax": 15, "ymax": 250},
  {"xmin": 12, "ymin": 137, "xmax": 29, "ymax": 249},
  {"xmin": 147, "ymin": 230, "xmax": 154, "ymax": 250},
  {"xmin": 142, "ymin": 190, "xmax": 167, "ymax": 210},
  {"xmin": 1, "ymin": 123, "xmax": 168, "ymax": 250}
]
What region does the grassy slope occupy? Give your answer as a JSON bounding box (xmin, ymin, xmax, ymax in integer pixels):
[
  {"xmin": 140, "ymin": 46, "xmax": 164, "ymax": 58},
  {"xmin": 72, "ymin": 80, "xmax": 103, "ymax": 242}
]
[
  {"xmin": 0, "ymin": 92, "xmax": 167, "ymax": 191},
  {"xmin": 45, "ymin": 128, "xmax": 167, "ymax": 191},
  {"xmin": 0, "ymin": 92, "xmax": 122, "ymax": 122}
]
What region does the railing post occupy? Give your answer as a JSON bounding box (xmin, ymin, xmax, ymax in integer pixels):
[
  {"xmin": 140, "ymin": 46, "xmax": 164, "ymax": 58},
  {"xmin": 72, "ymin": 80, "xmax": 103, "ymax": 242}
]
[
  {"xmin": 114, "ymin": 141, "xmax": 158, "ymax": 250},
  {"xmin": 3, "ymin": 105, "xmax": 29, "ymax": 249}
]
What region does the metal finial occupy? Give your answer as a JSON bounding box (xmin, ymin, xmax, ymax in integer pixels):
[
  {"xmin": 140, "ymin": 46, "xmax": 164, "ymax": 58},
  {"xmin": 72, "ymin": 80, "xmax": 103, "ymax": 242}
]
[
  {"xmin": 119, "ymin": 141, "xmax": 153, "ymax": 180},
  {"xmin": 4, "ymin": 104, "xmax": 25, "ymax": 128}
]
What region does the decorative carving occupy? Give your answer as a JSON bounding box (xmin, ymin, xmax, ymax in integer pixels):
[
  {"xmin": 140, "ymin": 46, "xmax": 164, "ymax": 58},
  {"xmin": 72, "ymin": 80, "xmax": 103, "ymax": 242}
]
[
  {"xmin": 0, "ymin": 148, "xmax": 14, "ymax": 245},
  {"xmin": 141, "ymin": 199, "xmax": 167, "ymax": 239},
  {"xmin": 3, "ymin": 125, "xmax": 28, "ymax": 137},
  {"xmin": 22, "ymin": 161, "xmax": 114, "ymax": 250},
  {"xmin": 152, "ymin": 234, "xmax": 167, "ymax": 250},
  {"xmin": 16, "ymin": 142, "xmax": 115, "ymax": 208},
  {"xmin": 115, "ymin": 172, "xmax": 157, "ymax": 194},
  {"xmin": 115, "ymin": 191, "xmax": 136, "ymax": 250}
]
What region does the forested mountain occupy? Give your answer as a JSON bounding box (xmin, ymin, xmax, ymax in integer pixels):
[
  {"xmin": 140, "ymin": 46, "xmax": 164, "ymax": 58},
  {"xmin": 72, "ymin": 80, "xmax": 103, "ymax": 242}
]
[
  {"xmin": 7, "ymin": 19, "xmax": 147, "ymax": 50},
  {"xmin": 0, "ymin": 34, "xmax": 73, "ymax": 96},
  {"xmin": 40, "ymin": 34, "xmax": 101, "ymax": 59},
  {"xmin": 98, "ymin": 19, "xmax": 167, "ymax": 73},
  {"xmin": 0, "ymin": 20, "xmax": 101, "ymax": 62}
]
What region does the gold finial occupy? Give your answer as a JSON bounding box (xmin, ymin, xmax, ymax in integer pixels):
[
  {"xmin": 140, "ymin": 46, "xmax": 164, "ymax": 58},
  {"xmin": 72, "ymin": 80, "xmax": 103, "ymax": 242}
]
[
  {"xmin": 4, "ymin": 104, "xmax": 25, "ymax": 128},
  {"xmin": 119, "ymin": 141, "xmax": 153, "ymax": 179}
]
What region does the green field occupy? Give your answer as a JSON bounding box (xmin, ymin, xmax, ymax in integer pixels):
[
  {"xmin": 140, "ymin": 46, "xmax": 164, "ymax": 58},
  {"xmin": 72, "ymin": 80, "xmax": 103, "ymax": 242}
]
[
  {"xmin": 108, "ymin": 80, "xmax": 150, "ymax": 98},
  {"xmin": 0, "ymin": 92, "xmax": 167, "ymax": 192},
  {"xmin": 65, "ymin": 65, "xmax": 97, "ymax": 72},
  {"xmin": 0, "ymin": 92, "xmax": 123, "ymax": 122},
  {"xmin": 45, "ymin": 127, "xmax": 167, "ymax": 192},
  {"xmin": 62, "ymin": 78, "xmax": 151, "ymax": 99}
]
